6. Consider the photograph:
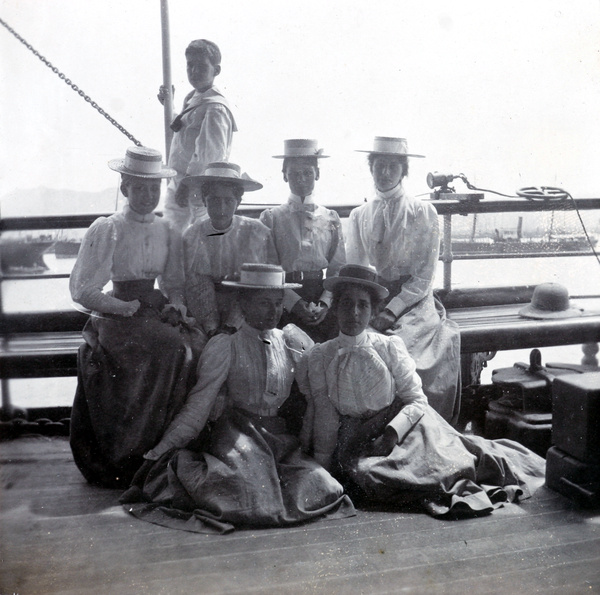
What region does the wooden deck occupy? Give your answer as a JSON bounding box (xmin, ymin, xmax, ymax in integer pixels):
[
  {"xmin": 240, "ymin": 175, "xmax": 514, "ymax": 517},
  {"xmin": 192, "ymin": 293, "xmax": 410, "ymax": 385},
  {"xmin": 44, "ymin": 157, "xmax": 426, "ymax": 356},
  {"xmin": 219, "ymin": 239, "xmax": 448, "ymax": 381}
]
[{"xmin": 1, "ymin": 436, "xmax": 600, "ymax": 594}]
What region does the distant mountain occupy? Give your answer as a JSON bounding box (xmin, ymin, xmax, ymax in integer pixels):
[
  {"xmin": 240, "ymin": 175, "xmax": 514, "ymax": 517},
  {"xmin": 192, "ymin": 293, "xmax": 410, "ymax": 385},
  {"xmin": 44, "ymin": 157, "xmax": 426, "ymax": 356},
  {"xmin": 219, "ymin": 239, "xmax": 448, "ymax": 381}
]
[{"xmin": 0, "ymin": 187, "xmax": 122, "ymax": 218}]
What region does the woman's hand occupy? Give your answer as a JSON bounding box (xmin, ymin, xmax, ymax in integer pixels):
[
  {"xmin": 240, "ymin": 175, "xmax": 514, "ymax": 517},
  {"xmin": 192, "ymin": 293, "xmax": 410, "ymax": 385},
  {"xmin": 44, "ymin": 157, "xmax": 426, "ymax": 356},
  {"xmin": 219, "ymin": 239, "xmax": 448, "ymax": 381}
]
[
  {"xmin": 291, "ymin": 300, "xmax": 328, "ymax": 326},
  {"xmin": 306, "ymin": 303, "xmax": 329, "ymax": 326},
  {"xmin": 161, "ymin": 303, "xmax": 196, "ymax": 326},
  {"xmin": 370, "ymin": 309, "xmax": 396, "ymax": 333},
  {"xmin": 121, "ymin": 299, "xmax": 141, "ymax": 317},
  {"xmin": 291, "ymin": 299, "xmax": 319, "ymax": 325}
]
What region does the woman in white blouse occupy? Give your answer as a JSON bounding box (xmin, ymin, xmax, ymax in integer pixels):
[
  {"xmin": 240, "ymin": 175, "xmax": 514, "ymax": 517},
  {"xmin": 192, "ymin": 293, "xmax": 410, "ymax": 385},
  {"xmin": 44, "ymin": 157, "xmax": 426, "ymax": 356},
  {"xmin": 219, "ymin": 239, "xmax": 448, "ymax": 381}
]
[
  {"xmin": 299, "ymin": 265, "xmax": 545, "ymax": 518},
  {"xmin": 260, "ymin": 139, "xmax": 346, "ymax": 342},
  {"xmin": 346, "ymin": 136, "xmax": 461, "ymax": 425},
  {"xmin": 122, "ymin": 263, "xmax": 355, "ymax": 534},
  {"xmin": 69, "ymin": 146, "xmax": 205, "ymax": 488}
]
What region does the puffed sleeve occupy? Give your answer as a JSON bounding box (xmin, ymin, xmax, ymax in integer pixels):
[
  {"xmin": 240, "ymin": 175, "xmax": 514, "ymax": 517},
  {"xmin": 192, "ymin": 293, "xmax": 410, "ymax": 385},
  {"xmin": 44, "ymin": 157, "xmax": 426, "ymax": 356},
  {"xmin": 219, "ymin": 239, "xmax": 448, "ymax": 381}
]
[
  {"xmin": 386, "ymin": 204, "xmax": 440, "ymax": 317},
  {"xmin": 145, "ymin": 333, "xmax": 232, "ymax": 459},
  {"xmin": 325, "ymin": 210, "xmax": 346, "ymax": 278},
  {"xmin": 320, "ymin": 211, "xmax": 346, "ymax": 307},
  {"xmin": 69, "ymin": 217, "xmax": 130, "ymax": 315},
  {"xmin": 305, "ymin": 344, "xmax": 341, "ymax": 470},
  {"xmin": 258, "ymin": 209, "xmax": 282, "ymax": 266},
  {"xmin": 258, "ymin": 207, "xmax": 273, "ymax": 230},
  {"xmin": 345, "ymin": 206, "xmax": 369, "ymax": 267}
]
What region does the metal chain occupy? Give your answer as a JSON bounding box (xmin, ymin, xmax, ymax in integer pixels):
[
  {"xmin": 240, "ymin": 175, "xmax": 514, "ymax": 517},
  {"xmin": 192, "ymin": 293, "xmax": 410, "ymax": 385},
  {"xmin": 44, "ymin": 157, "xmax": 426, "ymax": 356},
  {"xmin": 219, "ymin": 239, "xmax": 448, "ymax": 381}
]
[{"xmin": 0, "ymin": 16, "xmax": 143, "ymax": 146}]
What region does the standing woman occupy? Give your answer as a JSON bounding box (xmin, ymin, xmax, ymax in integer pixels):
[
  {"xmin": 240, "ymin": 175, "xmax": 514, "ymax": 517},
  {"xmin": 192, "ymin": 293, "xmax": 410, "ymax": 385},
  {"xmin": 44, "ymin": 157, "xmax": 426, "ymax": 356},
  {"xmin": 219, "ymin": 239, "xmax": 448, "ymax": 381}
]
[
  {"xmin": 299, "ymin": 265, "xmax": 545, "ymax": 517},
  {"xmin": 69, "ymin": 147, "xmax": 205, "ymax": 488},
  {"xmin": 346, "ymin": 136, "xmax": 461, "ymax": 424},
  {"xmin": 260, "ymin": 139, "xmax": 346, "ymax": 342},
  {"xmin": 123, "ymin": 264, "xmax": 355, "ymax": 534}
]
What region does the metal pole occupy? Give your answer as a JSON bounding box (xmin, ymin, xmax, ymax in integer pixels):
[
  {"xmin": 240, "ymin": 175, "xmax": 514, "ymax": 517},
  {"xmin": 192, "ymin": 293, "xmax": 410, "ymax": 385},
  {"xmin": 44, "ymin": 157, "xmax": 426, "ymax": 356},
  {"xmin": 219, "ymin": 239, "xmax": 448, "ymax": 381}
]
[
  {"xmin": 442, "ymin": 214, "xmax": 453, "ymax": 291},
  {"xmin": 160, "ymin": 0, "xmax": 174, "ymax": 158}
]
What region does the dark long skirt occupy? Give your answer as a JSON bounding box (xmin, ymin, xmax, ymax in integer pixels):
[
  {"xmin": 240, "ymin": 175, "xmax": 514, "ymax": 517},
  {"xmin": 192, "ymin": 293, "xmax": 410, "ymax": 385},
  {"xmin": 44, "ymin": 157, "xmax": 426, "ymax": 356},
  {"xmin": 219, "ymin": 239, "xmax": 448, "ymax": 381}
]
[
  {"xmin": 334, "ymin": 401, "xmax": 546, "ymax": 517},
  {"xmin": 70, "ymin": 303, "xmax": 205, "ymax": 488},
  {"xmin": 121, "ymin": 408, "xmax": 356, "ymax": 534}
]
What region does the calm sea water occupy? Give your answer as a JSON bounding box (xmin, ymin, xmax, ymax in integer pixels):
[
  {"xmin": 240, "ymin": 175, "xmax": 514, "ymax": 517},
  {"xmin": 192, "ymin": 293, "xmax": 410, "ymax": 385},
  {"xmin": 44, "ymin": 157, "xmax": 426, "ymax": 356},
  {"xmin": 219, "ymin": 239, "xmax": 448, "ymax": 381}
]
[{"xmin": 4, "ymin": 252, "xmax": 600, "ymax": 408}]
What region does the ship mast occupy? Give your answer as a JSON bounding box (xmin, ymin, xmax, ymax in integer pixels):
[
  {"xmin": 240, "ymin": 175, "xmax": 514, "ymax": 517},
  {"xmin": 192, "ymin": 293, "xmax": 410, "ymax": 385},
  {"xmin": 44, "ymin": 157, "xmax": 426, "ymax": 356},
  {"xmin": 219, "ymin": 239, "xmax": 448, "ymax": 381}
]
[{"xmin": 160, "ymin": 0, "xmax": 174, "ymax": 157}]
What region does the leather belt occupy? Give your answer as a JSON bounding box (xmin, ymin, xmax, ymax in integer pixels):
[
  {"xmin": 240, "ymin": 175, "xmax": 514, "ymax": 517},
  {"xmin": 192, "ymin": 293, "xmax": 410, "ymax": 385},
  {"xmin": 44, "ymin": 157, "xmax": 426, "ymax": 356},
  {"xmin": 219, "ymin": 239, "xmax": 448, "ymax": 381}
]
[{"xmin": 285, "ymin": 270, "xmax": 324, "ymax": 283}]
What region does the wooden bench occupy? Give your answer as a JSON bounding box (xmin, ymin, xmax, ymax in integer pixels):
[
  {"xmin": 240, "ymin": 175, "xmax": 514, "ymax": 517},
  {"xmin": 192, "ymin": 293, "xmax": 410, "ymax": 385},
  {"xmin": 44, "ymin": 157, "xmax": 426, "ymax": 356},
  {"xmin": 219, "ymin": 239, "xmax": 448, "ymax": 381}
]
[
  {"xmin": 3, "ymin": 293, "xmax": 600, "ymax": 382},
  {"xmin": 0, "ymin": 311, "xmax": 88, "ymax": 376}
]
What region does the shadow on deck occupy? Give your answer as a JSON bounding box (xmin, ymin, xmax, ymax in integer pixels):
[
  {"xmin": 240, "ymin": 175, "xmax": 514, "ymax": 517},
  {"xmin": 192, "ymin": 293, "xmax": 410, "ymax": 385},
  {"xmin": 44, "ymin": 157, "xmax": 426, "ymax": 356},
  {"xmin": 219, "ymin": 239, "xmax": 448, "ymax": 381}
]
[{"xmin": 1, "ymin": 436, "xmax": 600, "ymax": 594}]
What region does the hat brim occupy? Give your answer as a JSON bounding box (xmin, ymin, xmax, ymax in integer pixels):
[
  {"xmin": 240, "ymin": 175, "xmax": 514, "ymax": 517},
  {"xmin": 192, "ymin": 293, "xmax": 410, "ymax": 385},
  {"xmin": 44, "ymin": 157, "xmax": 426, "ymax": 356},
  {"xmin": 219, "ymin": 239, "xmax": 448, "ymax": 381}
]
[
  {"xmin": 272, "ymin": 154, "xmax": 330, "ymax": 159},
  {"xmin": 221, "ymin": 281, "xmax": 302, "ymax": 289},
  {"xmin": 182, "ymin": 175, "xmax": 262, "ymax": 192},
  {"xmin": 355, "ymin": 150, "xmax": 425, "ymax": 158},
  {"xmin": 108, "ymin": 159, "xmax": 177, "ymax": 178},
  {"xmin": 518, "ymin": 304, "xmax": 584, "ymax": 319},
  {"xmin": 323, "ymin": 276, "xmax": 389, "ymax": 300}
]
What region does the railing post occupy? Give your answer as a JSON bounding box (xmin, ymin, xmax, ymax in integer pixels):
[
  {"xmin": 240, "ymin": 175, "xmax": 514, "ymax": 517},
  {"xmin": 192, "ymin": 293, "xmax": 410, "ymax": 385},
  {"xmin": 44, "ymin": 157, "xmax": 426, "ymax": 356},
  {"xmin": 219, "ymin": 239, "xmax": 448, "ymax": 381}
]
[
  {"xmin": 442, "ymin": 213, "xmax": 453, "ymax": 291},
  {"xmin": 0, "ymin": 205, "xmax": 13, "ymax": 420},
  {"xmin": 582, "ymin": 342, "xmax": 599, "ymax": 367}
]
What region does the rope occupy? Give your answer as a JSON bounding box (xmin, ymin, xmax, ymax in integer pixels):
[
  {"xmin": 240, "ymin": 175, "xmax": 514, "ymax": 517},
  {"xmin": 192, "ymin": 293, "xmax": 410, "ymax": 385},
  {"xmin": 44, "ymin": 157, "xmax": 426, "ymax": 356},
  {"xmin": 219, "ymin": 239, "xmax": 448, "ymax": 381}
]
[
  {"xmin": 564, "ymin": 191, "xmax": 600, "ymax": 267},
  {"xmin": 0, "ymin": 16, "xmax": 143, "ymax": 147}
]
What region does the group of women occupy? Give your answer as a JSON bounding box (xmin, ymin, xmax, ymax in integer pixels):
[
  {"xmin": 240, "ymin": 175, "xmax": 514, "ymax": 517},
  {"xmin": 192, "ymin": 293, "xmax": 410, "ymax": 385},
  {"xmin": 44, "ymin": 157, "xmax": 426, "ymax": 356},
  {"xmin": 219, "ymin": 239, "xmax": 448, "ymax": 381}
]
[{"xmin": 69, "ymin": 139, "xmax": 545, "ymax": 534}]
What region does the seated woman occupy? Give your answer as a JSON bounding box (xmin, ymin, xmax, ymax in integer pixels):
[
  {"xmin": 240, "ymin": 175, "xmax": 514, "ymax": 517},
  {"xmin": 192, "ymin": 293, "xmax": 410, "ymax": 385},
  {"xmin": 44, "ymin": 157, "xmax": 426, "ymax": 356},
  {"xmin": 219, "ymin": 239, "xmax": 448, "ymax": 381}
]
[
  {"xmin": 346, "ymin": 137, "xmax": 461, "ymax": 424},
  {"xmin": 299, "ymin": 264, "xmax": 546, "ymax": 517},
  {"xmin": 69, "ymin": 146, "xmax": 205, "ymax": 488},
  {"xmin": 182, "ymin": 162, "xmax": 278, "ymax": 337},
  {"xmin": 122, "ymin": 264, "xmax": 355, "ymax": 534}
]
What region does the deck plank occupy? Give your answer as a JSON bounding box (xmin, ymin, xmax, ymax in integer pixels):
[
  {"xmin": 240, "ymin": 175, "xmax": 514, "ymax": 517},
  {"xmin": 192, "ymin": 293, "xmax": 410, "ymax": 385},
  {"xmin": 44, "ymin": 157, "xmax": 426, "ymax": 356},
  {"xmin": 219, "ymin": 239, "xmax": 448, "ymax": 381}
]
[{"xmin": 1, "ymin": 436, "xmax": 599, "ymax": 595}]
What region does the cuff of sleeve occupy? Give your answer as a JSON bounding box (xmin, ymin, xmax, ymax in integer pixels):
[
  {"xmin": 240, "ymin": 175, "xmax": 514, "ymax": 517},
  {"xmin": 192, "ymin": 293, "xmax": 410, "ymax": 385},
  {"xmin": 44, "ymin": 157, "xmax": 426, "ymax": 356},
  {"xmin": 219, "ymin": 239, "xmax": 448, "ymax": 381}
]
[
  {"xmin": 386, "ymin": 296, "xmax": 406, "ymax": 318},
  {"xmin": 283, "ymin": 289, "xmax": 302, "ymax": 312},
  {"xmin": 318, "ymin": 290, "xmax": 332, "ymax": 308},
  {"xmin": 386, "ymin": 407, "xmax": 424, "ymax": 444}
]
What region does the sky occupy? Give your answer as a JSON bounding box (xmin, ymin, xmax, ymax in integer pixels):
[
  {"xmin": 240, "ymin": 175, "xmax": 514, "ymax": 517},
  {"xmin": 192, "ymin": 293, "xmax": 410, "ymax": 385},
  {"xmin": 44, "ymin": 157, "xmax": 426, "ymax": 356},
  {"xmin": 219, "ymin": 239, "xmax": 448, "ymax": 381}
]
[{"xmin": 1, "ymin": 0, "xmax": 600, "ymax": 213}]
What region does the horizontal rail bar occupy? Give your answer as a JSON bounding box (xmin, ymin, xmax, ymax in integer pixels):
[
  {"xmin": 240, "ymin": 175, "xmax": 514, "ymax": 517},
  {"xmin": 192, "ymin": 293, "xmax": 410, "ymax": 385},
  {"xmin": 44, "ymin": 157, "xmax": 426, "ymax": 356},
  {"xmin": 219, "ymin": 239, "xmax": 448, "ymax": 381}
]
[
  {"xmin": 3, "ymin": 197, "xmax": 600, "ymax": 232},
  {"xmin": 448, "ymin": 250, "xmax": 598, "ymax": 260}
]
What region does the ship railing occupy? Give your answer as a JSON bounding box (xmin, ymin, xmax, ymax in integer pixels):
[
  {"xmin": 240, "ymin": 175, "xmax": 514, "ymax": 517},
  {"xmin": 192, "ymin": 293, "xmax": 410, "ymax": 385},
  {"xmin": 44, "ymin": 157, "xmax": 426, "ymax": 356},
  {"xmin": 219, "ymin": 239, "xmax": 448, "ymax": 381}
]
[{"xmin": 2, "ymin": 197, "xmax": 600, "ymax": 422}]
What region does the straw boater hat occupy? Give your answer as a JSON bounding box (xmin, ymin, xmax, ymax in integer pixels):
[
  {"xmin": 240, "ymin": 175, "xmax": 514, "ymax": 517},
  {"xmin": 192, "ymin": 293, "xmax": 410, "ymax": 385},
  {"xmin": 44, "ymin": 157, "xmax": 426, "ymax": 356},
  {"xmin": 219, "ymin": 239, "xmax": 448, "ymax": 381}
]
[
  {"xmin": 356, "ymin": 136, "xmax": 425, "ymax": 158},
  {"xmin": 108, "ymin": 146, "xmax": 176, "ymax": 178},
  {"xmin": 181, "ymin": 162, "xmax": 262, "ymax": 192},
  {"xmin": 273, "ymin": 139, "xmax": 329, "ymax": 159},
  {"xmin": 222, "ymin": 263, "xmax": 301, "ymax": 290},
  {"xmin": 519, "ymin": 282, "xmax": 583, "ymax": 319},
  {"xmin": 323, "ymin": 264, "xmax": 389, "ymax": 300}
]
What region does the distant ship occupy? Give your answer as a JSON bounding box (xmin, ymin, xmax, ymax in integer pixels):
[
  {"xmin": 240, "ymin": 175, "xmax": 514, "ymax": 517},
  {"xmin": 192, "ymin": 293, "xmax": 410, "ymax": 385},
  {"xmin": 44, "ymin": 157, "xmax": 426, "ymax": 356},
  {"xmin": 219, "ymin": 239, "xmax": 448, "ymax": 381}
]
[
  {"xmin": 54, "ymin": 238, "xmax": 81, "ymax": 258},
  {"xmin": 450, "ymin": 235, "xmax": 597, "ymax": 256},
  {"xmin": 0, "ymin": 233, "xmax": 55, "ymax": 273},
  {"xmin": 446, "ymin": 214, "xmax": 598, "ymax": 256}
]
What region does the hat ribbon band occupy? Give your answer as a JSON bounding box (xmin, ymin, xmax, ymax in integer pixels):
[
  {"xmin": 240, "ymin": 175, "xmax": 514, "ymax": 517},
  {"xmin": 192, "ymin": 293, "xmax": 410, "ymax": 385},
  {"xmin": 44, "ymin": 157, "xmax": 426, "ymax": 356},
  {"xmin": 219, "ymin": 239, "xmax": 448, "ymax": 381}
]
[
  {"xmin": 239, "ymin": 270, "xmax": 285, "ymax": 286},
  {"xmin": 202, "ymin": 167, "xmax": 242, "ymax": 179},
  {"xmin": 284, "ymin": 147, "xmax": 322, "ymax": 157},
  {"xmin": 124, "ymin": 156, "xmax": 162, "ymax": 175}
]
